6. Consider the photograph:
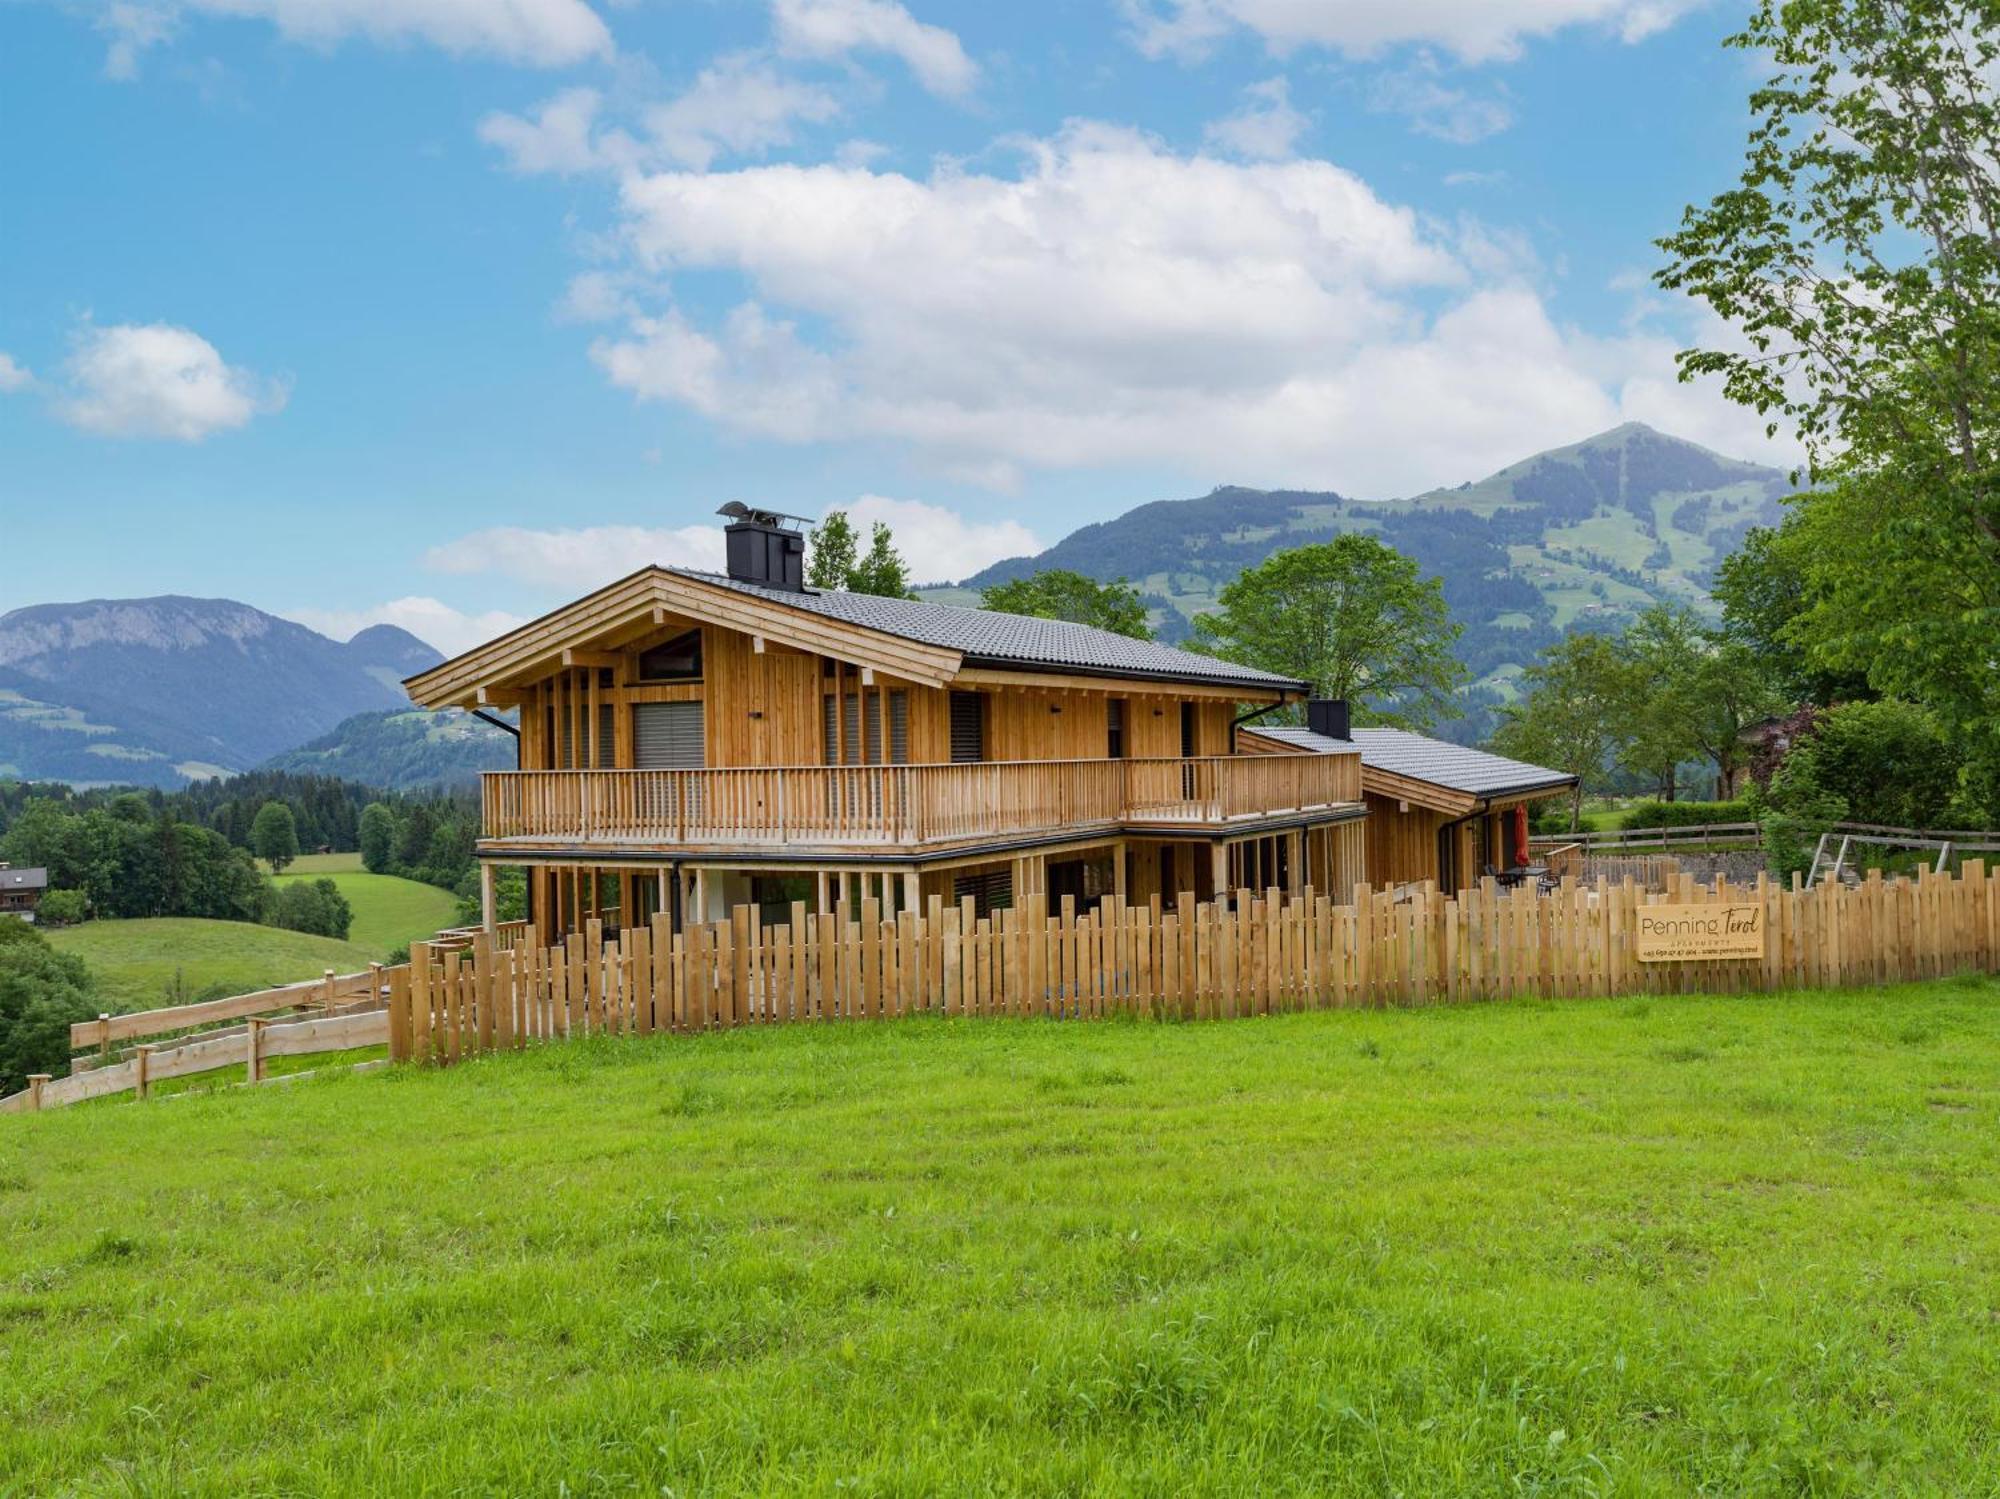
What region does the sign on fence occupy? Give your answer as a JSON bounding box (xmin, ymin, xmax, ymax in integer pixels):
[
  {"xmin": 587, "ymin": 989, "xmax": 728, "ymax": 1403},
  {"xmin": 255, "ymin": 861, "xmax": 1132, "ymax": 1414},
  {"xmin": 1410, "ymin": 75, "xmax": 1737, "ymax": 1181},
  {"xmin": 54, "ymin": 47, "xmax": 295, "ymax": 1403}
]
[{"xmin": 1635, "ymin": 902, "xmax": 1766, "ymax": 962}]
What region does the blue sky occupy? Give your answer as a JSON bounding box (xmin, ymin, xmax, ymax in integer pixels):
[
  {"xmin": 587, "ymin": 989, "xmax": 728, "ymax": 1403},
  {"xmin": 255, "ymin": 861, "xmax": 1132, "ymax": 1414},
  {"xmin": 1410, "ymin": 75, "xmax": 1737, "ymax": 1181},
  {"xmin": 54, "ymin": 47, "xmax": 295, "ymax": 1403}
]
[{"xmin": 0, "ymin": 0, "xmax": 1786, "ymax": 653}]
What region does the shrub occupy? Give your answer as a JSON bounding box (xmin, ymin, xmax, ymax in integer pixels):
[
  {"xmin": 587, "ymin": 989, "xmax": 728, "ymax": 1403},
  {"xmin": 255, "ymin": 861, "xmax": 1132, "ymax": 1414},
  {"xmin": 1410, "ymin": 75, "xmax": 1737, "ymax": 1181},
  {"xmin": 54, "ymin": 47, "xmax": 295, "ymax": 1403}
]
[
  {"xmin": 0, "ymin": 924, "xmax": 98, "ymax": 1093},
  {"xmin": 1777, "ymin": 700, "xmax": 1960, "ymax": 830},
  {"xmin": 1619, "ymin": 798, "xmax": 1752, "ymax": 831},
  {"xmin": 36, "ymin": 889, "xmax": 88, "ymax": 926}
]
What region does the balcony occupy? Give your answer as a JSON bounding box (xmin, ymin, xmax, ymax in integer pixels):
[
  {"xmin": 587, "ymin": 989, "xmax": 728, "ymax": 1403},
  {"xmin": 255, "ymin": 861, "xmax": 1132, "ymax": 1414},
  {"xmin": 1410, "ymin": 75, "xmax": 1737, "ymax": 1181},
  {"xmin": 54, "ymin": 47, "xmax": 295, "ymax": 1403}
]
[{"xmin": 479, "ymin": 754, "xmax": 1362, "ymax": 856}]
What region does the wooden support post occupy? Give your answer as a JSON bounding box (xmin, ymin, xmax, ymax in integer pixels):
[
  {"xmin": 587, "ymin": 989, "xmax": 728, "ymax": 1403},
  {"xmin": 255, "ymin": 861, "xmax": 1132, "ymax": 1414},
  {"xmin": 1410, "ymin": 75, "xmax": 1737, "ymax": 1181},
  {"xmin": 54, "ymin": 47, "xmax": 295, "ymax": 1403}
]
[
  {"xmin": 656, "ymin": 868, "xmax": 670, "ymax": 922},
  {"xmin": 1288, "ymin": 829, "xmax": 1305, "ymax": 898},
  {"xmin": 903, "ymin": 868, "xmax": 920, "ymax": 916},
  {"xmin": 1211, "ymin": 842, "xmax": 1229, "ymax": 905},
  {"xmin": 1113, "ymin": 840, "xmax": 1128, "ymax": 901},
  {"xmin": 135, "ymin": 1045, "xmax": 155, "ymax": 1101},
  {"xmin": 97, "ymin": 1013, "xmax": 112, "ymax": 1066},
  {"xmin": 322, "ymin": 968, "xmax": 336, "ymax": 1010},
  {"xmin": 245, "ymin": 1017, "xmax": 267, "ymax": 1084},
  {"xmin": 480, "ymin": 861, "xmax": 497, "ymax": 935},
  {"xmin": 816, "ymin": 869, "xmax": 831, "ymax": 914},
  {"xmin": 26, "ymin": 1074, "xmax": 49, "ymax": 1112},
  {"xmin": 694, "ymin": 868, "xmax": 708, "ymax": 925}
]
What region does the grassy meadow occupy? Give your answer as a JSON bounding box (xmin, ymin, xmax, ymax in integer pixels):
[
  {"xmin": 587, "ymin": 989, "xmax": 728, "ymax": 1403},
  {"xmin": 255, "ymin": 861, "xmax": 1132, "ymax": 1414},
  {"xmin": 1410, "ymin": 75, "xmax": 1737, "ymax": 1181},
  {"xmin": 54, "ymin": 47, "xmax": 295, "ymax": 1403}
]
[
  {"xmin": 4, "ymin": 978, "xmax": 1999, "ymax": 1494},
  {"xmin": 269, "ymin": 864, "xmax": 460, "ymax": 956},
  {"xmin": 45, "ymin": 918, "xmax": 380, "ymax": 1013}
]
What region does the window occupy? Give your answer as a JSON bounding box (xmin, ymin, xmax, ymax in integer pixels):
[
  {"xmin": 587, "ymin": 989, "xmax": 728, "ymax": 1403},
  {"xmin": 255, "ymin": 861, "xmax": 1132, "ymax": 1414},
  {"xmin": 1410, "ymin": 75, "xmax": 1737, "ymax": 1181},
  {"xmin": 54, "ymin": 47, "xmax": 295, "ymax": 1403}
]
[
  {"xmin": 1107, "ymin": 698, "xmax": 1127, "ymax": 760},
  {"xmin": 822, "ymin": 691, "xmax": 909, "ymax": 765},
  {"xmin": 637, "ymin": 629, "xmax": 702, "ymax": 682},
  {"xmin": 953, "ymin": 867, "xmax": 1013, "ymax": 917},
  {"xmin": 950, "ymin": 691, "xmax": 985, "ymax": 763},
  {"xmin": 549, "ymin": 703, "xmax": 617, "ymax": 768},
  {"xmin": 1180, "ymin": 701, "xmax": 1198, "ymax": 757}
]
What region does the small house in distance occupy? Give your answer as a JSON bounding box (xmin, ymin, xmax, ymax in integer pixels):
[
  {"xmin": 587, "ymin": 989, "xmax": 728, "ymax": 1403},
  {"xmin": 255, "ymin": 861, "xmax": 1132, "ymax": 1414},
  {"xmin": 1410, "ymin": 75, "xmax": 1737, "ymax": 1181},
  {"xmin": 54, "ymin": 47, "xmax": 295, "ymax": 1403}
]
[
  {"xmin": 406, "ymin": 507, "xmax": 1372, "ymax": 945},
  {"xmin": 1240, "ymin": 702, "xmax": 1575, "ymax": 892},
  {"xmin": 0, "ymin": 864, "xmax": 48, "ymax": 922}
]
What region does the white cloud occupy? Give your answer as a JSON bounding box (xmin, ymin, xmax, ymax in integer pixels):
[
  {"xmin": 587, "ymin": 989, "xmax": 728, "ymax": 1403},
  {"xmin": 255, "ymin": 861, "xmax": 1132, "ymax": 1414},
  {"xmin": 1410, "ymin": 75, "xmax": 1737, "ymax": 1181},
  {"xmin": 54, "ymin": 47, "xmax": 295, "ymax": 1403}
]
[
  {"xmin": 1203, "ymin": 76, "xmax": 1308, "ymax": 160},
  {"xmin": 423, "ymin": 523, "xmax": 729, "ymax": 589},
  {"xmin": 98, "ymin": 2, "xmax": 176, "ymax": 79},
  {"xmin": 163, "ymin": 0, "xmax": 612, "ymax": 67},
  {"xmin": 1122, "ymin": 0, "xmax": 1707, "ymax": 66},
  {"xmin": 479, "ymin": 87, "xmax": 612, "ymax": 176},
  {"xmin": 419, "ymin": 498, "xmax": 1035, "ymax": 595},
  {"xmin": 1369, "ymin": 63, "xmax": 1512, "ymax": 143},
  {"xmin": 838, "ymin": 495, "xmax": 1040, "ymax": 584},
  {"xmin": 772, "ymin": 0, "xmax": 978, "ymax": 97},
  {"xmin": 58, "ymin": 323, "xmax": 286, "ymax": 441},
  {"xmin": 287, "ymin": 598, "xmax": 529, "ymax": 659},
  {"xmin": 0, "ymin": 354, "xmax": 32, "ymax": 393},
  {"xmin": 572, "ymin": 120, "xmax": 1790, "ymax": 495},
  {"xmin": 481, "ymin": 57, "xmax": 841, "ymax": 177},
  {"xmin": 645, "ymin": 53, "xmax": 842, "ymax": 171}
]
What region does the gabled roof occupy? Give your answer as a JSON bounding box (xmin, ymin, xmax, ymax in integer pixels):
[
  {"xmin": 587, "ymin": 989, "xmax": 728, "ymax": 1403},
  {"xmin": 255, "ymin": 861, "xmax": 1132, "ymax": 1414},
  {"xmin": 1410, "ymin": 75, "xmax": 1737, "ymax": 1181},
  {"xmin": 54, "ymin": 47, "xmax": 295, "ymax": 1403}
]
[
  {"xmin": 1245, "ymin": 725, "xmax": 1574, "ymax": 805},
  {"xmin": 406, "ymin": 564, "xmax": 1307, "ymax": 707},
  {"xmin": 0, "ymin": 866, "xmax": 48, "ymax": 891},
  {"xmin": 666, "ymin": 569, "xmax": 1305, "ymax": 691}
]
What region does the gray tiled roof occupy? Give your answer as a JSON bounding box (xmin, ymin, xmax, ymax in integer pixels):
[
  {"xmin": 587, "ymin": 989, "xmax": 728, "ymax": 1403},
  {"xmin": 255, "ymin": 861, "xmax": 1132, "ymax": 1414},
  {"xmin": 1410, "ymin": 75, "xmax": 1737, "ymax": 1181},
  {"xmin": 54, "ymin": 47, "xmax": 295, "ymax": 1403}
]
[
  {"xmin": 667, "ymin": 568, "xmax": 1308, "ymax": 692},
  {"xmin": 0, "ymin": 867, "xmax": 48, "ymax": 891},
  {"xmin": 1252, "ymin": 726, "xmax": 1574, "ymax": 797}
]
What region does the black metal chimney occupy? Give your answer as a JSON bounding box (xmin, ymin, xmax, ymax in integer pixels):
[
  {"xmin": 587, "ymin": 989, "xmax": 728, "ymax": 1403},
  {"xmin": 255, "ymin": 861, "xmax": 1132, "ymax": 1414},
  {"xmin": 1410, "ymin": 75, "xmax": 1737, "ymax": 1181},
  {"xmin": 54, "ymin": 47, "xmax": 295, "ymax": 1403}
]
[
  {"xmin": 717, "ymin": 503, "xmax": 808, "ymax": 592},
  {"xmin": 1305, "ymin": 698, "xmax": 1351, "ymax": 740}
]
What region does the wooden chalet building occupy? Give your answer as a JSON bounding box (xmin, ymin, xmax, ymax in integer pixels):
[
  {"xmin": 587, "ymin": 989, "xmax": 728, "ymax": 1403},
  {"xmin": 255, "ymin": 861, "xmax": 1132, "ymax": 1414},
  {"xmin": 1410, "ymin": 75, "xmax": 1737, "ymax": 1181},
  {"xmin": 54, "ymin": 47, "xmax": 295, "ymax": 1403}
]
[
  {"xmin": 407, "ymin": 510, "xmax": 1371, "ymax": 945},
  {"xmin": 1241, "ymin": 705, "xmax": 1575, "ymax": 892},
  {"xmin": 0, "ymin": 864, "xmax": 48, "ymax": 922}
]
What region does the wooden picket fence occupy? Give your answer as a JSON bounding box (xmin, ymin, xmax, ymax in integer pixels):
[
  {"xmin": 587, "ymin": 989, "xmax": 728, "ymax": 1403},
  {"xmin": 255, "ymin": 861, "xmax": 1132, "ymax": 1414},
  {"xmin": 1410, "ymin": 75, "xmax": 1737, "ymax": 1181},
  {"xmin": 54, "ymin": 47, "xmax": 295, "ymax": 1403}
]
[{"xmin": 387, "ymin": 862, "xmax": 2000, "ymax": 1063}]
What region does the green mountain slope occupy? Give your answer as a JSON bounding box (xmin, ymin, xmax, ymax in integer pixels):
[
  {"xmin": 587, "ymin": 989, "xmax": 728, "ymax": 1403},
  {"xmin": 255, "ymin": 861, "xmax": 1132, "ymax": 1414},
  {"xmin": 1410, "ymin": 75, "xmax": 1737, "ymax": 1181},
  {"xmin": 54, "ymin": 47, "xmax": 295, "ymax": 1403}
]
[
  {"xmin": 259, "ymin": 708, "xmax": 517, "ymax": 791},
  {"xmin": 949, "ymin": 423, "xmax": 1790, "ymax": 740}
]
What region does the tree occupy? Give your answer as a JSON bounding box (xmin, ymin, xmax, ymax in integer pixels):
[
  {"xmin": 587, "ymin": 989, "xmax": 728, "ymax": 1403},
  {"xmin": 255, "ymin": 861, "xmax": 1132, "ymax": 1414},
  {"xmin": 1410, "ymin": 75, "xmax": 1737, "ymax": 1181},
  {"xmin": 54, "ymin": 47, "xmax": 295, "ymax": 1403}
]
[
  {"xmin": 979, "ymin": 570, "xmax": 1151, "ymax": 639},
  {"xmin": 809, "ymin": 512, "xmax": 917, "ymax": 598},
  {"xmin": 251, "ymin": 801, "xmax": 299, "ymax": 873},
  {"xmin": 1711, "ymin": 524, "xmax": 1872, "ymax": 705},
  {"xmin": 36, "ymin": 889, "xmax": 87, "ymax": 926},
  {"xmin": 1659, "ymin": 0, "xmax": 2000, "ymax": 788},
  {"xmin": 268, "ymin": 878, "xmax": 353, "ymax": 940},
  {"xmin": 359, "ymin": 802, "xmax": 397, "ymax": 874},
  {"xmin": 1191, "ymin": 536, "xmax": 1466, "ymax": 730},
  {"xmin": 1772, "ymin": 699, "xmax": 1962, "ymax": 830},
  {"xmin": 1491, "ymin": 632, "xmax": 1629, "ymax": 833},
  {"xmin": 807, "ymin": 511, "xmax": 859, "ymax": 590},
  {"xmin": 1618, "ymin": 605, "xmax": 1703, "ymax": 800},
  {"xmin": 1683, "ymin": 637, "xmax": 1784, "ymax": 800},
  {"xmin": 0, "ymin": 923, "xmax": 98, "ymax": 1094}
]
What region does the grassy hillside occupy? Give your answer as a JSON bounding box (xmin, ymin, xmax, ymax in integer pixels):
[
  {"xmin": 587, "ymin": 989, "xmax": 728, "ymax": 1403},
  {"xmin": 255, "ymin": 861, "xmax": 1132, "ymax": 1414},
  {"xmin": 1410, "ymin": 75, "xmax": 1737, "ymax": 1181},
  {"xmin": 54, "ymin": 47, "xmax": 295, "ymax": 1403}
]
[
  {"xmin": 271, "ymin": 866, "xmax": 460, "ymax": 955},
  {"xmin": 46, "ymin": 918, "xmax": 379, "ymax": 1012},
  {"xmin": 4, "ymin": 979, "xmax": 1997, "ymax": 1493}
]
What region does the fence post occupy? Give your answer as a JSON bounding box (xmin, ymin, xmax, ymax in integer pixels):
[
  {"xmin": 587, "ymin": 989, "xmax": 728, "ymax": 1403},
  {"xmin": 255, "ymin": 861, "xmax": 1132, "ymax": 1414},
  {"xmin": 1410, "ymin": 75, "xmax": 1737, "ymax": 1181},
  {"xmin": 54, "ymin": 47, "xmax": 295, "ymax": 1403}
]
[
  {"xmin": 26, "ymin": 1074, "xmax": 49, "ymax": 1112},
  {"xmin": 97, "ymin": 1014, "xmax": 112, "ymax": 1066},
  {"xmin": 134, "ymin": 1046, "xmax": 155, "ymax": 1101},
  {"xmin": 323, "ymin": 969, "xmax": 337, "ymax": 1009},
  {"xmin": 245, "ymin": 1017, "xmax": 266, "ymax": 1084}
]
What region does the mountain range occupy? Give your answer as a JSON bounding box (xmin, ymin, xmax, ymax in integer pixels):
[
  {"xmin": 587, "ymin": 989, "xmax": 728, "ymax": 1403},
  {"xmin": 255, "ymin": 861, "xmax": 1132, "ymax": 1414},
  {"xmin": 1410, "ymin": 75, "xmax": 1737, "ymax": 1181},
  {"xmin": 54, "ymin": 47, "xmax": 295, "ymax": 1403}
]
[
  {"xmin": 0, "ymin": 597, "xmax": 455, "ymax": 787},
  {"xmin": 935, "ymin": 422, "xmax": 1790, "ymax": 740},
  {"xmin": 2, "ymin": 423, "xmax": 1785, "ymax": 788}
]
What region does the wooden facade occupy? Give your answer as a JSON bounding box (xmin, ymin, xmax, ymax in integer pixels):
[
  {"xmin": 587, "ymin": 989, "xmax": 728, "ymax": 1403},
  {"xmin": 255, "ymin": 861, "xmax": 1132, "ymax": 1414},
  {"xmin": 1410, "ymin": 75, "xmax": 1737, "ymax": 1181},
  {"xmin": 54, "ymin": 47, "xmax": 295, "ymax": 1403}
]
[
  {"xmin": 1242, "ymin": 727, "xmax": 1571, "ymax": 895},
  {"xmin": 403, "ymin": 565, "xmax": 1370, "ymax": 945}
]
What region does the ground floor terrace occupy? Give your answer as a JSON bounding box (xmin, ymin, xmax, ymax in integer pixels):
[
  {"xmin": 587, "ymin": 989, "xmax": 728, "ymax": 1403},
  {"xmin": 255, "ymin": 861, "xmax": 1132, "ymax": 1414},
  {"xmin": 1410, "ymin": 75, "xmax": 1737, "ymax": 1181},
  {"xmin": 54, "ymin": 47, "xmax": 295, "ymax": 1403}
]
[{"xmin": 487, "ymin": 817, "xmax": 1369, "ymax": 947}]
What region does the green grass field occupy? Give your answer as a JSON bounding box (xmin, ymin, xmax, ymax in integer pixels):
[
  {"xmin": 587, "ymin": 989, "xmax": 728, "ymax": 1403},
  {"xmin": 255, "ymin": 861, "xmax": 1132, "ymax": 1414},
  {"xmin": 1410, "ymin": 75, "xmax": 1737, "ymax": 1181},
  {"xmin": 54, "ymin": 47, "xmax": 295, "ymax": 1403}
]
[
  {"xmin": 271, "ymin": 867, "xmax": 460, "ymax": 956},
  {"xmin": 268, "ymin": 851, "xmax": 365, "ymax": 875},
  {"xmin": 5, "ymin": 979, "xmax": 1999, "ymax": 1494},
  {"xmin": 45, "ymin": 918, "xmax": 380, "ymax": 1012}
]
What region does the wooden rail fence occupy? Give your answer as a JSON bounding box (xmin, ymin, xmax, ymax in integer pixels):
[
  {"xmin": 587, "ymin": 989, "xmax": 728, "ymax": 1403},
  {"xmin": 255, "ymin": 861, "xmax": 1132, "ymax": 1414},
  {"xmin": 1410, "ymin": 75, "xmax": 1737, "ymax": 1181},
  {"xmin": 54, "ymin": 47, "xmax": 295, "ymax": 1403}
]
[
  {"xmin": 8, "ymin": 863, "xmax": 1995, "ymax": 1112},
  {"xmin": 383, "ymin": 862, "xmax": 1999, "ymax": 1063}
]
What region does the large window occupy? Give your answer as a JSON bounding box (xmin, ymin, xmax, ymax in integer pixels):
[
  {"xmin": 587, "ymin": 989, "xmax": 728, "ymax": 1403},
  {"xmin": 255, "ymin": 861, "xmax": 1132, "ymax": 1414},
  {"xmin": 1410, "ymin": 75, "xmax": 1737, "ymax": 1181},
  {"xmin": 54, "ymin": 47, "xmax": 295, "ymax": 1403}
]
[{"xmin": 637, "ymin": 629, "xmax": 702, "ymax": 682}]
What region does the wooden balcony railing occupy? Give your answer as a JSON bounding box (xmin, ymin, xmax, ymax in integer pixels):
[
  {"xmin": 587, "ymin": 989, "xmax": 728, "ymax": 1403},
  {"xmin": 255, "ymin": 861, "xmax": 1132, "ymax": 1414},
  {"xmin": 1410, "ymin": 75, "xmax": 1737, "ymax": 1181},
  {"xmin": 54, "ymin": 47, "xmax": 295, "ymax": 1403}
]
[{"xmin": 481, "ymin": 754, "xmax": 1362, "ymax": 850}]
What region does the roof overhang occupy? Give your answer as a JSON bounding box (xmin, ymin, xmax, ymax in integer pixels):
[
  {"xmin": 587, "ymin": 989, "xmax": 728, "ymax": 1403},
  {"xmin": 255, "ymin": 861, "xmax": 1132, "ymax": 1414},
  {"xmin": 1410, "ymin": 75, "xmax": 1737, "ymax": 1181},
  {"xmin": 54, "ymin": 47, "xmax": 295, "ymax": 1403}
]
[
  {"xmin": 1237, "ymin": 727, "xmax": 1574, "ymax": 815},
  {"xmin": 407, "ymin": 566, "xmax": 1310, "ymax": 709},
  {"xmin": 405, "ymin": 567, "xmax": 964, "ymax": 708}
]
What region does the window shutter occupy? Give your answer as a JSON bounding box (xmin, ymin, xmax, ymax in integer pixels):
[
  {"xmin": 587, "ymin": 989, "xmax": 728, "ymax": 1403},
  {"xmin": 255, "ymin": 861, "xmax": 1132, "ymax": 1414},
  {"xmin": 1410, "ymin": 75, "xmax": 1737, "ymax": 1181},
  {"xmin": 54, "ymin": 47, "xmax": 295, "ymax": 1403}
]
[
  {"xmin": 949, "ymin": 691, "xmax": 985, "ymax": 763},
  {"xmin": 632, "ymin": 702, "xmax": 705, "ymax": 768}
]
